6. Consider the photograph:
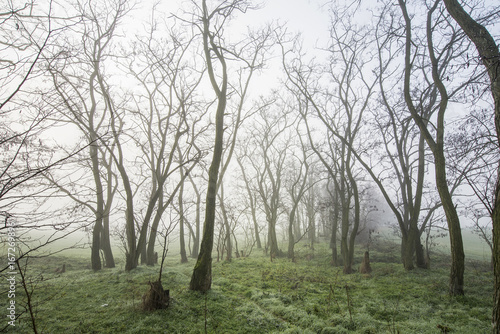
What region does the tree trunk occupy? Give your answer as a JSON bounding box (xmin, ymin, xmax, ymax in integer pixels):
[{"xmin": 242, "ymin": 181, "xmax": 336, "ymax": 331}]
[
  {"xmin": 146, "ymin": 209, "xmax": 162, "ymax": 266},
  {"xmin": 179, "ymin": 179, "xmax": 189, "ymax": 264},
  {"xmin": 91, "ymin": 218, "xmax": 102, "ymax": 271},
  {"xmin": 188, "ymin": 174, "xmax": 201, "ymax": 258},
  {"xmin": 341, "ymin": 202, "xmax": 351, "ymax": 274},
  {"xmin": 415, "ymin": 237, "xmax": 427, "ymax": 269},
  {"xmin": 330, "ymin": 189, "xmax": 339, "ymax": 266},
  {"xmin": 101, "ymin": 205, "xmax": 115, "ymax": 268},
  {"xmin": 401, "ymin": 231, "xmax": 415, "ymax": 271},
  {"xmin": 268, "ymin": 218, "xmax": 281, "ymax": 258},
  {"xmin": 346, "ymin": 163, "xmax": 360, "ymax": 275},
  {"xmin": 495, "ymin": 203, "xmax": 500, "ymax": 333},
  {"xmin": 90, "ymin": 140, "xmax": 103, "ymax": 271},
  {"xmin": 219, "ymin": 186, "xmax": 232, "ymax": 262},
  {"xmin": 288, "ymin": 203, "xmax": 298, "ymax": 259},
  {"xmin": 190, "ymin": 0, "xmax": 227, "ymax": 292},
  {"xmin": 180, "ymin": 216, "xmax": 188, "ymax": 263},
  {"xmin": 251, "ymin": 193, "xmax": 262, "ymax": 249}
]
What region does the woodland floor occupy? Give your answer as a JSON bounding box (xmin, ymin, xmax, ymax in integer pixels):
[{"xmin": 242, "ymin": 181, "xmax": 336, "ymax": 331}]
[{"xmin": 2, "ymin": 238, "xmax": 493, "ymax": 333}]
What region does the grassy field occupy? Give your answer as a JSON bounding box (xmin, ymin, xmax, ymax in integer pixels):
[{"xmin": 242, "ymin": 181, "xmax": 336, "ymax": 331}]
[{"xmin": 1, "ymin": 236, "xmax": 493, "ymax": 334}]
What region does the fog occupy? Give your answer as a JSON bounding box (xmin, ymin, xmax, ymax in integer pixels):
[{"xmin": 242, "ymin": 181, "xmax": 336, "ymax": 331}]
[{"xmin": 1, "ymin": 0, "xmax": 499, "ymax": 331}]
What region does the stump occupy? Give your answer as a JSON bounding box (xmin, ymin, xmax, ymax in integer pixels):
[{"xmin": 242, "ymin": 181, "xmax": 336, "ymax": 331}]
[
  {"xmin": 55, "ymin": 264, "xmax": 66, "ymax": 274},
  {"xmin": 142, "ymin": 280, "xmax": 170, "ymax": 311},
  {"xmin": 359, "ymin": 251, "xmax": 372, "ymax": 274}
]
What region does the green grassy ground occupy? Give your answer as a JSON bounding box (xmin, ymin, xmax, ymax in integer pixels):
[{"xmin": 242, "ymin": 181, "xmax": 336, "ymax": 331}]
[{"xmin": 2, "ymin": 239, "xmax": 493, "ymax": 334}]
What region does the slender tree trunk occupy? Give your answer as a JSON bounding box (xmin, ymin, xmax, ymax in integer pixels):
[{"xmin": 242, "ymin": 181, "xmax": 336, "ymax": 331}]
[
  {"xmin": 288, "ymin": 211, "xmax": 295, "ymax": 259},
  {"xmin": 436, "ymin": 151, "xmax": 465, "ymax": 295},
  {"xmin": 190, "ymin": 0, "xmax": 227, "ymax": 292},
  {"xmin": 188, "ymin": 174, "xmax": 201, "ymax": 258},
  {"xmin": 90, "ymin": 140, "xmax": 103, "ymax": 271},
  {"xmin": 252, "ymin": 202, "xmax": 262, "ymax": 249},
  {"xmin": 179, "ymin": 180, "xmax": 188, "ymax": 263},
  {"xmin": 101, "ymin": 214, "xmax": 115, "ymax": 268},
  {"xmin": 346, "ymin": 162, "xmax": 360, "ymax": 274},
  {"xmin": 100, "ymin": 156, "xmax": 115, "ymax": 268},
  {"xmin": 268, "ymin": 217, "xmax": 280, "ymax": 257},
  {"xmin": 219, "ymin": 185, "xmax": 232, "ymax": 261},
  {"xmin": 307, "ymin": 191, "xmax": 316, "ymax": 247},
  {"xmin": 330, "ymin": 203, "xmax": 338, "ymax": 266},
  {"xmin": 341, "ymin": 199, "xmax": 351, "ymax": 273},
  {"xmin": 91, "ymin": 219, "xmax": 102, "ymax": 271},
  {"xmin": 146, "ymin": 203, "xmax": 162, "ymax": 266}
]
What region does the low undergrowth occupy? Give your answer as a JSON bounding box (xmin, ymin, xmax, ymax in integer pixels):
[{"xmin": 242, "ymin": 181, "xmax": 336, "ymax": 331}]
[{"xmin": 4, "ymin": 241, "xmax": 493, "ymax": 333}]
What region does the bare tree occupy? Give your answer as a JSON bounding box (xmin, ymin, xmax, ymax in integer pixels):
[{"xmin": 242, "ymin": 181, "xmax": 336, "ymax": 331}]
[
  {"xmin": 47, "ymin": 0, "xmax": 130, "ymax": 270},
  {"xmin": 189, "ymin": 0, "xmax": 246, "ymax": 292},
  {"xmin": 236, "ymin": 152, "xmax": 262, "ymax": 250},
  {"xmin": 123, "ymin": 13, "xmax": 205, "ymax": 266},
  {"xmin": 188, "ymin": 0, "xmax": 273, "ymax": 291},
  {"xmin": 284, "ymin": 123, "xmax": 313, "ymax": 259},
  {"xmin": 247, "ymin": 105, "xmax": 294, "ymax": 258},
  {"xmin": 282, "ymin": 7, "xmax": 378, "ymax": 273},
  {"xmin": 397, "ymin": 0, "xmax": 479, "ymax": 295}
]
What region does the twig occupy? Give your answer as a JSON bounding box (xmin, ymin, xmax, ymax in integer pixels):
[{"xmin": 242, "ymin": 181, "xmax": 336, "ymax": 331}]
[{"xmin": 16, "ymin": 259, "xmax": 38, "ymax": 334}]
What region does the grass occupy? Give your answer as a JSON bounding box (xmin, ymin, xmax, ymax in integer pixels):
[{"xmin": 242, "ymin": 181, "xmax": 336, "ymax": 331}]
[{"xmin": 2, "ymin": 238, "xmax": 493, "ymax": 334}]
